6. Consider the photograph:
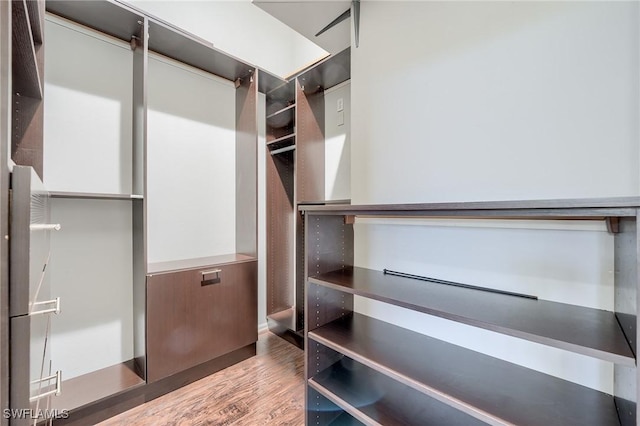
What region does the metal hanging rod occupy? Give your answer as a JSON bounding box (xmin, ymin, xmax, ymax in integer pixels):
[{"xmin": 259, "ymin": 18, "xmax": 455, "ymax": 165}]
[
  {"xmin": 383, "ymin": 269, "xmax": 538, "ymax": 300},
  {"xmin": 30, "ymin": 224, "xmax": 61, "ymax": 231},
  {"xmin": 270, "ymin": 145, "xmax": 296, "ymax": 156}
]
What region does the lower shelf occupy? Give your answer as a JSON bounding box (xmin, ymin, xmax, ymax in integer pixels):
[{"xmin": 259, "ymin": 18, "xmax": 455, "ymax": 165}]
[
  {"xmin": 51, "ymin": 360, "xmax": 144, "ymax": 411},
  {"xmin": 308, "ymin": 313, "xmax": 624, "ymax": 426},
  {"xmin": 310, "ymin": 357, "xmax": 485, "ymax": 426},
  {"xmin": 268, "ymin": 308, "xmax": 303, "ymax": 349}
]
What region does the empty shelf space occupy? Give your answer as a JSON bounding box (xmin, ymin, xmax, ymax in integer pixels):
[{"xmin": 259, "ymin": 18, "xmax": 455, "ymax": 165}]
[
  {"xmin": 309, "ymin": 313, "xmax": 623, "ymax": 426},
  {"xmin": 50, "ymin": 361, "xmax": 144, "ymax": 412},
  {"xmin": 309, "ymin": 267, "xmax": 635, "ymax": 365},
  {"xmin": 12, "ymin": 0, "xmax": 42, "ymax": 99},
  {"xmin": 266, "ymin": 104, "xmax": 295, "ymax": 119},
  {"xmin": 50, "ymin": 191, "xmax": 143, "ymax": 200},
  {"xmin": 310, "ymin": 357, "xmax": 485, "ymax": 426},
  {"xmin": 147, "ymin": 253, "xmax": 257, "ymax": 274},
  {"xmin": 267, "ymin": 307, "xmax": 298, "ymax": 332}
]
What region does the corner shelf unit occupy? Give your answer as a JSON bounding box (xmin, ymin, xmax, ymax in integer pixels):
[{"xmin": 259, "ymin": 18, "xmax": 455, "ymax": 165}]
[
  {"xmin": 301, "ymin": 198, "xmax": 640, "ymax": 426},
  {"xmin": 260, "ymin": 48, "xmax": 350, "ymax": 349}
]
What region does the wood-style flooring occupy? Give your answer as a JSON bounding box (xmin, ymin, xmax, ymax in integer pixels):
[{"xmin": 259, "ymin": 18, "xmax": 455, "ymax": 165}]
[{"xmin": 98, "ymin": 332, "xmax": 304, "ymax": 425}]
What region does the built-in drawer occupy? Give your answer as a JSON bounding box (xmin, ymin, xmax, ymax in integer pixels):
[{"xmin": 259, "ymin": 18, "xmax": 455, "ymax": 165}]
[{"xmin": 146, "ymin": 260, "xmax": 257, "ymax": 382}]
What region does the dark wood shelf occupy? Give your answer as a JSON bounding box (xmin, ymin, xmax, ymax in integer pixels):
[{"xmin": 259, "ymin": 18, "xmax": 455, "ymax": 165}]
[
  {"xmin": 266, "ymin": 104, "xmax": 295, "ymax": 120},
  {"xmin": 267, "ymin": 133, "xmax": 296, "ymax": 150},
  {"xmin": 296, "ymin": 47, "xmax": 350, "ymax": 94},
  {"xmin": 12, "ymin": 0, "xmax": 42, "ymax": 99},
  {"xmin": 299, "ymin": 196, "xmax": 640, "ymax": 218},
  {"xmin": 50, "ymin": 191, "xmax": 143, "ymax": 200},
  {"xmin": 50, "ymin": 360, "xmax": 144, "ymax": 412},
  {"xmin": 328, "ymin": 412, "xmax": 364, "ymax": 426},
  {"xmin": 147, "ymin": 19, "xmax": 254, "ymax": 82},
  {"xmin": 310, "ymin": 357, "xmax": 486, "ymax": 426},
  {"xmin": 46, "ymin": 0, "xmax": 144, "ymax": 43},
  {"xmin": 267, "ymin": 307, "xmax": 299, "ymax": 332},
  {"xmin": 309, "ymin": 267, "xmax": 634, "ymax": 365},
  {"xmin": 309, "ymin": 313, "xmax": 622, "ymax": 426},
  {"xmin": 147, "ymin": 253, "xmax": 257, "ymax": 275}
]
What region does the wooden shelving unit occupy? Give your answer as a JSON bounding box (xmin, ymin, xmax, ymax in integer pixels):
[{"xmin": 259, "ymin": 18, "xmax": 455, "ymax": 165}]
[
  {"xmin": 261, "ymin": 48, "xmax": 350, "ymax": 350},
  {"xmin": 301, "ymin": 198, "xmax": 640, "ymax": 425}
]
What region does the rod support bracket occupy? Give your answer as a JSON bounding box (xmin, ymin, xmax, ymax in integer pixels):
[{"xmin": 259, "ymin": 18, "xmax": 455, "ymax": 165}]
[{"xmin": 606, "ymin": 217, "xmax": 620, "ymax": 234}]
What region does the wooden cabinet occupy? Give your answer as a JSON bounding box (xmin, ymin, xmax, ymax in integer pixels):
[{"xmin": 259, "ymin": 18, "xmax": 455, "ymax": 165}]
[
  {"xmin": 302, "ymin": 199, "xmax": 640, "ymax": 426},
  {"xmin": 146, "ymin": 259, "xmax": 257, "ymax": 382}
]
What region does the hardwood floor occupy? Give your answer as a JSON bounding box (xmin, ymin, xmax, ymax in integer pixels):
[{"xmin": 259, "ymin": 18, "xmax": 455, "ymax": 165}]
[{"xmin": 98, "ymin": 332, "xmax": 305, "ymax": 425}]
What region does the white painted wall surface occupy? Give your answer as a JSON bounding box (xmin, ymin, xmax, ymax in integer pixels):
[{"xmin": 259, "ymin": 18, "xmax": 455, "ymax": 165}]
[
  {"xmin": 324, "ymin": 81, "xmax": 350, "ymax": 201},
  {"xmin": 146, "ymin": 54, "xmax": 236, "ymax": 264},
  {"xmin": 49, "ymin": 199, "xmax": 134, "ymax": 380},
  {"xmin": 350, "ymin": 1, "xmax": 639, "ymax": 394},
  {"xmin": 44, "ymin": 16, "xmax": 133, "ymax": 194},
  {"xmin": 125, "ymin": 0, "xmax": 328, "ymax": 78}
]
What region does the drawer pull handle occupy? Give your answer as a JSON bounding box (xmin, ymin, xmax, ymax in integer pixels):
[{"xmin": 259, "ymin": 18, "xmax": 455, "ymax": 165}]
[
  {"xmin": 201, "ymin": 269, "xmax": 222, "ymax": 283},
  {"xmin": 29, "ymin": 297, "xmax": 61, "ymax": 316},
  {"xmin": 30, "ymin": 370, "xmax": 62, "ymax": 402}
]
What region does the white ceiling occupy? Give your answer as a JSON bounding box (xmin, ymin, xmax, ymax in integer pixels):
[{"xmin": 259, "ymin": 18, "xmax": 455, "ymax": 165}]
[{"xmin": 253, "ymin": 0, "xmax": 352, "ymax": 55}]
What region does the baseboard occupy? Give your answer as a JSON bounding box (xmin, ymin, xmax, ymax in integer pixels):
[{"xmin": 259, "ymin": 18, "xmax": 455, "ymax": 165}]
[{"xmin": 258, "ymin": 322, "xmax": 269, "ymax": 334}]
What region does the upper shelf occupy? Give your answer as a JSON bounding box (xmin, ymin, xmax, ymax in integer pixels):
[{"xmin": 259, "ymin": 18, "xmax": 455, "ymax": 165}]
[
  {"xmin": 50, "ymin": 191, "xmax": 143, "ymax": 200},
  {"xmin": 309, "ymin": 313, "xmax": 622, "ymax": 426},
  {"xmin": 46, "ymin": 0, "xmax": 255, "ymax": 82},
  {"xmin": 300, "ymin": 197, "xmax": 640, "ymax": 218},
  {"xmin": 296, "ymin": 47, "xmax": 350, "ymax": 94},
  {"xmin": 309, "ymin": 267, "xmax": 635, "ymax": 366},
  {"xmin": 46, "ymin": 0, "xmax": 144, "ymax": 43},
  {"xmin": 13, "ymin": 0, "xmax": 42, "ymax": 99}
]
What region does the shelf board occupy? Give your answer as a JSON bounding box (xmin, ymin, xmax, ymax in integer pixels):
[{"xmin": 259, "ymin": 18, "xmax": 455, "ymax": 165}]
[
  {"xmin": 299, "ymin": 197, "xmax": 640, "ymax": 218},
  {"xmin": 147, "ymin": 253, "xmax": 257, "ymax": 275},
  {"xmin": 266, "ymin": 104, "xmax": 295, "ymax": 119},
  {"xmin": 310, "ymin": 357, "xmax": 486, "ymax": 426},
  {"xmin": 12, "ymin": 0, "xmax": 42, "ymax": 99},
  {"xmin": 309, "ymin": 313, "xmax": 622, "ymax": 426},
  {"xmin": 309, "ymin": 267, "xmax": 635, "ymax": 366},
  {"xmin": 296, "ymin": 47, "xmax": 350, "ymax": 93},
  {"xmin": 328, "ymin": 412, "xmax": 364, "ymax": 426},
  {"xmin": 50, "ymin": 191, "xmax": 143, "ymax": 200},
  {"xmin": 267, "ymin": 133, "xmax": 296, "ymax": 147},
  {"xmin": 147, "ymin": 18, "xmax": 254, "ymax": 82},
  {"xmin": 267, "ymin": 307, "xmax": 299, "ymax": 333},
  {"xmin": 46, "ymin": 0, "xmax": 144, "ymax": 43},
  {"xmin": 50, "ymin": 360, "xmax": 144, "ymax": 412}
]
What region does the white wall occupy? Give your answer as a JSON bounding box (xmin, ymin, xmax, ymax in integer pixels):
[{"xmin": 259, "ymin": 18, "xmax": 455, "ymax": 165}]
[
  {"xmin": 147, "ymin": 54, "xmax": 237, "ymax": 264},
  {"xmin": 324, "ymin": 81, "xmax": 350, "ymax": 201},
  {"xmin": 44, "ymin": 16, "xmax": 135, "ymax": 380},
  {"xmin": 125, "ymin": 0, "xmax": 328, "ymax": 78},
  {"xmin": 350, "ymin": 1, "xmax": 639, "ymax": 394},
  {"xmin": 44, "ymin": 16, "xmax": 133, "ymax": 194},
  {"xmin": 49, "ymin": 199, "xmax": 134, "ymax": 380}
]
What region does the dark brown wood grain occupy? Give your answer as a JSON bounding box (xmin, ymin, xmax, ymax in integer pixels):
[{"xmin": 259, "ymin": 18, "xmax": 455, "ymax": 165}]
[
  {"xmin": 310, "ymin": 266, "xmax": 634, "ymax": 365},
  {"xmin": 12, "ymin": 0, "xmax": 41, "ymax": 99},
  {"xmin": 146, "ymin": 261, "xmax": 258, "ymax": 382},
  {"xmin": 310, "ymin": 313, "xmax": 621, "ymax": 426}
]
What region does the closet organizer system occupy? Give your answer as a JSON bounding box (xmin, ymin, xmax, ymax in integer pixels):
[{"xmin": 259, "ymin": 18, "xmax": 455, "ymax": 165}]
[
  {"xmin": 300, "ymin": 200, "xmax": 640, "ymax": 425},
  {"xmin": 260, "ymin": 48, "xmax": 350, "ymax": 348},
  {"xmin": 5, "ymin": 0, "xmax": 259, "ymax": 424}
]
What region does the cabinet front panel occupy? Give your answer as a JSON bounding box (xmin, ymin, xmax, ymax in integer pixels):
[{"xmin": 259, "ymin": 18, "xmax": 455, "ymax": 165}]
[{"xmin": 146, "ymin": 261, "xmax": 257, "ymax": 382}]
